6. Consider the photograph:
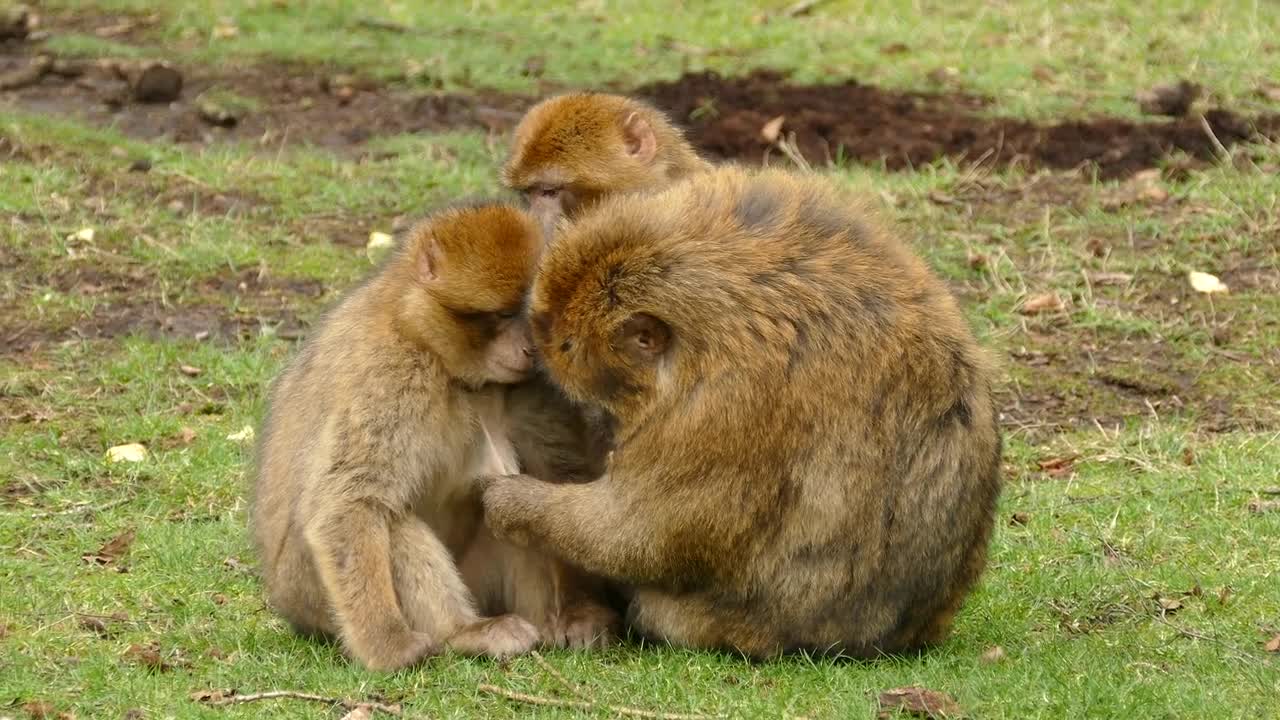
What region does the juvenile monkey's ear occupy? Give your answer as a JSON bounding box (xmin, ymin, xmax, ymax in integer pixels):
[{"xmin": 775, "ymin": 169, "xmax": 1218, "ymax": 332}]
[
  {"xmin": 416, "ymin": 233, "xmax": 442, "ymax": 284},
  {"xmin": 619, "ymin": 313, "xmax": 670, "ymax": 360},
  {"xmin": 621, "ymin": 111, "xmax": 657, "ymax": 164}
]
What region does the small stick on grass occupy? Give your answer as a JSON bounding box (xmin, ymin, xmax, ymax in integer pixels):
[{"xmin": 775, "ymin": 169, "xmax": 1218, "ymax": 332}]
[
  {"xmin": 198, "ymin": 689, "xmax": 400, "ymax": 716},
  {"xmin": 530, "ymin": 650, "xmax": 589, "ymax": 700},
  {"xmin": 1197, "ymin": 113, "xmax": 1232, "ymax": 164},
  {"xmin": 478, "ymin": 683, "xmax": 722, "ymax": 720}
]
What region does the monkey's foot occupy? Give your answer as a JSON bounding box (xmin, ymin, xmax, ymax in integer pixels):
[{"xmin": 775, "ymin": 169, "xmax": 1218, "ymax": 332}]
[
  {"xmin": 446, "ymin": 614, "xmax": 541, "ymax": 659},
  {"xmin": 347, "ymin": 629, "xmax": 437, "ymax": 672},
  {"xmin": 544, "ymin": 602, "xmax": 621, "ymax": 650}
]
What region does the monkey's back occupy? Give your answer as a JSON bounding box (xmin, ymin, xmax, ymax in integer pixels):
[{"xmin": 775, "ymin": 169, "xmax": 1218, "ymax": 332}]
[
  {"xmin": 248, "ymin": 275, "xmax": 474, "ymax": 625},
  {"xmin": 580, "ymin": 167, "xmax": 1003, "ymax": 656}
]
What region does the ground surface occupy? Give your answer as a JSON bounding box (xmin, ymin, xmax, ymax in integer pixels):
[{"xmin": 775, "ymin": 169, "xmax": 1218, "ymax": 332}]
[{"xmin": 2, "ymin": 1, "xmax": 1279, "ymax": 719}]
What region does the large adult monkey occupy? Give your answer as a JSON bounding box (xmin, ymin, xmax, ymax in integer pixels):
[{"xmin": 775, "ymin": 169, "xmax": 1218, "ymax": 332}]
[{"xmin": 482, "ymin": 167, "xmax": 1003, "ymax": 659}]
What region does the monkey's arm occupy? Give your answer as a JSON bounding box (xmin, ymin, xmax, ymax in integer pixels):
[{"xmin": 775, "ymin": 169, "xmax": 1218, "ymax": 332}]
[{"xmin": 481, "ymin": 474, "xmax": 679, "ymax": 586}]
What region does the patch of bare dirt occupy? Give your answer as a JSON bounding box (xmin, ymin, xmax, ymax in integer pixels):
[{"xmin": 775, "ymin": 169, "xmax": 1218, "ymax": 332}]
[
  {"xmin": 0, "ymin": 263, "xmax": 326, "ymax": 356},
  {"xmin": 636, "ymin": 70, "xmax": 1280, "ymax": 180},
  {"xmin": 6, "ymin": 16, "xmax": 1280, "ymax": 176}
]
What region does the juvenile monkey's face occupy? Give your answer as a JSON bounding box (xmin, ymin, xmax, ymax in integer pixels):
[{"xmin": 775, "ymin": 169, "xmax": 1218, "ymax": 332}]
[
  {"xmin": 518, "ymin": 182, "xmax": 603, "ymax": 242},
  {"xmin": 483, "ymin": 314, "xmax": 536, "ymax": 383},
  {"xmin": 407, "ymin": 204, "xmax": 541, "ymax": 387}
]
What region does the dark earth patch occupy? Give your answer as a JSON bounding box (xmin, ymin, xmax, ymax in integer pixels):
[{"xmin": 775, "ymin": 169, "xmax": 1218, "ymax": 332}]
[
  {"xmin": 4, "ymin": 16, "xmax": 1280, "ymax": 177},
  {"xmin": 636, "ymin": 70, "xmax": 1280, "ymax": 180}
]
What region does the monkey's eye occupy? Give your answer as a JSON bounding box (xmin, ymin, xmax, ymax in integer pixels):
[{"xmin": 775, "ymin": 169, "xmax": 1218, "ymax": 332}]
[
  {"xmin": 559, "ymin": 339, "xmax": 573, "ymax": 353},
  {"xmin": 495, "ymin": 309, "xmax": 519, "ymax": 320},
  {"xmin": 537, "ymin": 186, "xmax": 561, "ymax": 199}
]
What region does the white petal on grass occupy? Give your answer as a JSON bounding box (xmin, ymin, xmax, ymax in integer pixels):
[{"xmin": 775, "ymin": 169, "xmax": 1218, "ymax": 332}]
[
  {"xmin": 68, "ymin": 227, "xmax": 96, "ymax": 242},
  {"xmin": 366, "ymin": 231, "xmax": 395, "ymax": 264},
  {"xmin": 226, "ymin": 426, "xmax": 255, "ymax": 443},
  {"xmin": 1188, "ymin": 270, "xmax": 1228, "ymax": 294},
  {"xmin": 106, "ymin": 443, "xmax": 148, "ymax": 463}
]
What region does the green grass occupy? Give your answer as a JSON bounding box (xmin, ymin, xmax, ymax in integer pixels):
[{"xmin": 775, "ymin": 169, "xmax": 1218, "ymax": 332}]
[
  {"xmin": 4, "ymin": 1, "xmax": 1280, "ymax": 718},
  {"xmin": 39, "ymin": 0, "xmax": 1280, "ymax": 119}
]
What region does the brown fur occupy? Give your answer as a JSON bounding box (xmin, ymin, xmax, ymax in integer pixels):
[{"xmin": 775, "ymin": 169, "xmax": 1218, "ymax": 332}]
[
  {"xmin": 481, "ymin": 167, "xmax": 1003, "ymax": 659},
  {"xmin": 503, "ymin": 93, "xmax": 711, "ymax": 235},
  {"xmin": 250, "ymin": 203, "xmax": 616, "ymax": 671}
]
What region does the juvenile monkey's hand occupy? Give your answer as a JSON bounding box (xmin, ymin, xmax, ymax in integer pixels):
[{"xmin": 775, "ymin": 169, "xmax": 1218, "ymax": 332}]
[{"xmin": 480, "ymin": 474, "xmax": 542, "ymax": 547}]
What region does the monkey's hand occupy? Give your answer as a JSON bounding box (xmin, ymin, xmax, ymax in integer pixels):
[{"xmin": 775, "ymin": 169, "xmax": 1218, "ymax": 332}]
[{"xmin": 480, "ymin": 473, "xmax": 544, "ymax": 547}]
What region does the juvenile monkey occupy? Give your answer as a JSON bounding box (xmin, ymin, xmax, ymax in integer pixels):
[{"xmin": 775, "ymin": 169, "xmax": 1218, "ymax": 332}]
[
  {"xmin": 503, "ymin": 93, "xmax": 711, "ymax": 236},
  {"xmin": 250, "ymin": 203, "xmax": 614, "ymax": 671},
  {"xmin": 481, "ymin": 167, "xmax": 1003, "ymax": 659}
]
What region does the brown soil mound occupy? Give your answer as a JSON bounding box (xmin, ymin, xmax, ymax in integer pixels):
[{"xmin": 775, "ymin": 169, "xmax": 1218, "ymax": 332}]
[{"xmin": 638, "ymin": 70, "xmax": 1280, "ymax": 179}]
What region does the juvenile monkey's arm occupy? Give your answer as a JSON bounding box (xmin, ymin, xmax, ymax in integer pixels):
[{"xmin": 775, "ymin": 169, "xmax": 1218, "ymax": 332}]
[{"xmin": 481, "ymin": 474, "xmax": 679, "ymax": 586}]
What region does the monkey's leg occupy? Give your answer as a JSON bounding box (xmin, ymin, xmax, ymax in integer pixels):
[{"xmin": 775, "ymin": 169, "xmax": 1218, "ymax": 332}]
[
  {"xmin": 627, "ymin": 589, "xmax": 782, "ymax": 659},
  {"xmin": 482, "ymin": 474, "xmax": 679, "ymax": 585},
  {"xmin": 262, "ymin": 529, "xmax": 335, "ymax": 638},
  {"xmin": 463, "ymin": 529, "xmax": 620, "ymax": 650},
  {"xmin": 305, "ymin": 504, "xmax": 436, "ymax": 671},
  {"xmin": 391, "ymin": 518, "xmax": 541, "ymax": 659}
]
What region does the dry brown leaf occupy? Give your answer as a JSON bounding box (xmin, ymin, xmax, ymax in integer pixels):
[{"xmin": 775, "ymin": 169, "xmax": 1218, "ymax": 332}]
[
  {"xmin": 23, "ymin": 701, "xmax": 56, "ymax": 719},
  {"xmin": 124, "ymin": 641, "xmax": 185, "ymax": 671},
  {"xmin": 760, "ymin": 115, "xmax": 786, "ymax": 144},
  {"xmin": 1217, "ymin": 586, "xmax": 1232, "ymax": 606},
  {"xmin": 880, "ymin": 42, "xmax": 909, "ymax": 55},
  {"xmin": 1260, "ymin": 83, "xmax": 1280, "ymax": 103},
  {"xmin": 979, "ymin": 645, "xmax": 1006, "ymax": 664},
  {"xmin": 178, "ymin": 364, "xmax": 202, "ymax": 377},
  {"xmin": 78, "ymin": 616, "xmax": 114, "ymax": 638},
  {"xmin": 1008, "ymin": 512, "xmax": 1030, "ymax": 527},
  {"xmin": 877, "ymin": 686, "xmax": 961, "ymax": 719},
  {"xmin": 1037, "ymin": 455, "xmax": 1077, "ymax": 477},
  {"xmin": 176, "ymin": 426, "xmax": 198, "ymax": 445},
  {"xmin": 1264, "ymin": 634, "xmax": 1280, "ymax": 653},
  {"xmin": 1020, "ymin": 292, "xmax": 1064, "ymax": 315},
  {"xmin": 82, "ymin": 528, "xmax": 136, "ymax": 565},
  {"xmin": 1155, "ymin": 596, "xmax": 1183, "ymax": 613},
  {"xmin": 1248, "ymin": 499, "xmax": 1280, "ymax": 514}
]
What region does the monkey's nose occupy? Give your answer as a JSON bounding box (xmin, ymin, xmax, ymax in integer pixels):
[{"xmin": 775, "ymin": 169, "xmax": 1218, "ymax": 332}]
[{"xmin": 521, "ymin": 346, "xmax": 535, "ymax": 358}]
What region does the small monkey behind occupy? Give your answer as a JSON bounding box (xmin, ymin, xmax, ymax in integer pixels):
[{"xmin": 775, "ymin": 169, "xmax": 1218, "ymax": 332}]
[
  {"xmin": 482, "ymin": 167, "xmax": 1003, "ymax": 659},
  {"xmin": 250, "ymin": 202, "xmax": 612, "ymax": 671},
  {"xmin": 503, "ymin": 93, "xmax": 711, "ymax": 236}
]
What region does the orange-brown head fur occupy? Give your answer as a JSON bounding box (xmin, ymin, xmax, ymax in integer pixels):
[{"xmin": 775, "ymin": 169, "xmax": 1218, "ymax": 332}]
[
  {"xmin": 388, "ymin": 203, "xmax": 542, "ymax": 386},
  {"xmin": 503, "ymin": 93, "xmax": 710, "ymax": 235}
]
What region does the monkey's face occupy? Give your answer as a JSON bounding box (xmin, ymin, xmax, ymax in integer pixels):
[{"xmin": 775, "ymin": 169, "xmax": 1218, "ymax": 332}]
[
  {"xmin": 481, "ymin": 314, "xmax": 537, "ymax": 383},
  {"xmin": 529, "ymin": 305, "xmax": 670, "ymax": 415},
  {"xmin": 520, "ymin": 183, "xmax": 597, "ymax": 242},
  {"xmin": 407, "ymin": 204, "xmax": 541, "ymax": 386}
]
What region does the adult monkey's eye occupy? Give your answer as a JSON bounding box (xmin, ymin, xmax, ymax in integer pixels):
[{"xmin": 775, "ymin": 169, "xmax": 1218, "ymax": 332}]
[
  {"xmin": 495, "ymin": 309, "xmax": 519, "ymax": 320},
  {"xmin": 538, "ymin": 186, "xmax": 561, "ymax": 199}
]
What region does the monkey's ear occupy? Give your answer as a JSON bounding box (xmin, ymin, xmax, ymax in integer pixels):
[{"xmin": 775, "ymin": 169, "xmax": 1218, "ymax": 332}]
[
  {"xmin": 619, "ymin": 313, "xmax": 670, "ymax": 360},
  {"xmin": 416, "ymin": 233, "xmax": 442, "ymax": 284},
  {"xmin": 621, "ymin": 112, "xmax": 657, "ymax": 164}
]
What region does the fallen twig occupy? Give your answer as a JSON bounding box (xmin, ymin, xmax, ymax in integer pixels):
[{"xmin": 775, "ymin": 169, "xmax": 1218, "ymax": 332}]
[
  {"xmin": 1197, "ymin": 113, "xmax": 1233, "ymax": 164},
  {"xmin": 782, "ymin": 0, "xmax": 830, "ymax": 18},
  {"xmin": 196, "ymin": 689, "xmax": 401, "ymax": 716},
  {"xmin": 27, "ymin": 497, "xmax": 130, "ymax": 518},
  {"xmin": 530, "ymin": 650, "xmax": 589, "ymax": 700},
  {"xmin": 479, "ymin": 683, "xmax": 721, "ymax": 720}
]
